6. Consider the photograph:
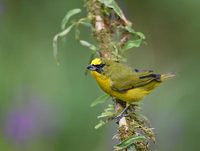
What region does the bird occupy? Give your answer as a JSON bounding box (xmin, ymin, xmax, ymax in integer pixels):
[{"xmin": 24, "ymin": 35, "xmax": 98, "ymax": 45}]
[{"xmin": 87, "ymin": 58, "xmax": 175, "ymax": 116}]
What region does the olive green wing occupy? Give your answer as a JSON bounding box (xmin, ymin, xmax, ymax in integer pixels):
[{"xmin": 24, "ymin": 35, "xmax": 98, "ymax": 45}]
[{"xmin": 106, "ymin": 64, "xmax": 161, "ymax": 92}]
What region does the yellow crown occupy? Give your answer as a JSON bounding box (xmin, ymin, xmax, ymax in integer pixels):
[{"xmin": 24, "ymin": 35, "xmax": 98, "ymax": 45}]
[{"xmin": 91, "ymin": 58, "xmax": 102, "ymax": 65}]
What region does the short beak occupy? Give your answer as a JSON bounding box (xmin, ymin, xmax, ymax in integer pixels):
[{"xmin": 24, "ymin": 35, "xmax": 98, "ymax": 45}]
[{"xmin": 87, "ymin": 65, "xmax": 96, "ymax": 71}]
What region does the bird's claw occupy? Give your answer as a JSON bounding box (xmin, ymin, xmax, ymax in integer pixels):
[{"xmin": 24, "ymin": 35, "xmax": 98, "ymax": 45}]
[{"xmin": 111, "ymin": 113, "xmax": 129, "ymax": 122}]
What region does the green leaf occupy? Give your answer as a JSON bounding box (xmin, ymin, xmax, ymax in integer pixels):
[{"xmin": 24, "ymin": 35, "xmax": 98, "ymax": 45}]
[
  {"xmin": 105, "ymin": 106, "xmax": 115, "ymax": 112},
  {"xmin": 122, "ymin": 39, "xmax": 143, "ymax": 51},
  {"xmin": 121, "ymin": 27, "xmax": 146, "ymax": 52},
  {"xmin": 79, "ymin": 20, "xmax": 92, "ymax": 27},
  {"xmin": 95, "ymin": 120, "xmax": 106, "ymax": 129},
  {"xmin": 90, "ymin": 94, "xmax": 110, "ymax": 107},
  {"xmin": 61, "ymin": 8, "xmax": 82, "ymax": 30},
  {"xmin": 124, "ymin": 27, "xmax": 145, "ymax": 39},
  {"xmin": 53, "ymin": 24, "xmax": 75, "ymax": 65},
  {"xmin": 75, "ymin": 18, "xmax": 92, "ymax": 40},
  {"xmin": 80, "ymin": 40, "xmax": 98, "ymax": 52},
  {"xmin": 114, "ymin": 135, "xmax": 146, "ymax": 151},
  {"xmin": 99, "ymin": 0, "xmax": 128, "ymax": 24},
  {"xmin": 125, "ymin": 26, "xmax": 136, "ymax": 34},
  {"xmin": 97, "ymin": 112, "xmax": 114, "ymax": 118},
  {"xmin": 94, "ymin": 104, "xmax": 115, "ymax": 129},
  {"xmin": 97, "ymin": 104, "xmax": 115, "ymax": 118},
  {"xmin": 136, "ymin": 32, "xmax": 146, "ymax": 39}
]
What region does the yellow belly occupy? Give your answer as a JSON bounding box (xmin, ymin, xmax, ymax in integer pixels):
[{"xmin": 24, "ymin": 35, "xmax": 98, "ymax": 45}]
[{"xmin": 91, "ymin": 71, "xmax": 149, "ymax": 103}]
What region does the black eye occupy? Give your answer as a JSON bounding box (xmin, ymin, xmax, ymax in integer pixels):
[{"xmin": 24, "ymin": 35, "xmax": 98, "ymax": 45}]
[
  {"xmin": 99, "ymin": 64, "xmax": 105, "ymax": 68},
  {"xmin": 93, "ymin": 64, "xmax": 105, "ymax": 68},
  {"xmin": 91, "ymin": 64, "xmax": 105, "ymax": 73}
]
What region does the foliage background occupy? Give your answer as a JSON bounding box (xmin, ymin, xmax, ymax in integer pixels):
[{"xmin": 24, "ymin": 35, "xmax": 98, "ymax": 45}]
[{"xmin": 0, "ymin": 0, "xmax": 199, "ymax": 151}]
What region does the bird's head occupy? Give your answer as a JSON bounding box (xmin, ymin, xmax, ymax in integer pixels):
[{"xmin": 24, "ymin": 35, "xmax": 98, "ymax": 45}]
[{"xmin": 87, "ymin": 58, "xmax": 105, "ymax": 73}]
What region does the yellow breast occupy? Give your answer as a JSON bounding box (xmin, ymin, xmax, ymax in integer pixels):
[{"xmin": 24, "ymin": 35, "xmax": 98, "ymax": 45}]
[{"xmin": 91, "ymin": 71, "xmax": 149, "ymax": 103}]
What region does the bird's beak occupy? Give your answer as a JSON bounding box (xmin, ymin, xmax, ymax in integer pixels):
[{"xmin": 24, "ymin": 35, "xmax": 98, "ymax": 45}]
[{"xmin": 87, "ymin": 65, "xmax": 96, "ymax": 71}]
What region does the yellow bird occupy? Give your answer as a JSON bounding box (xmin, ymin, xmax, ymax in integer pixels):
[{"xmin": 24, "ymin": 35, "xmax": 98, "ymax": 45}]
[{"xmin": 87, "ymin": 58, "xmax": 175, "ymax": 108}]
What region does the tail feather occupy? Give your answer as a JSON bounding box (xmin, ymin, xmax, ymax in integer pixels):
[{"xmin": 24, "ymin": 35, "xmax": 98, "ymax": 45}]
[{"xmin": 161, "ymin": 73, "xmax": 176, "ymax": 81}]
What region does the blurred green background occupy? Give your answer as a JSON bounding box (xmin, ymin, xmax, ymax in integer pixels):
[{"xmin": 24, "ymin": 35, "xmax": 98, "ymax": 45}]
[{"xmin": 0, "ymin": 0, "xmax": 199, "ymax": 151}]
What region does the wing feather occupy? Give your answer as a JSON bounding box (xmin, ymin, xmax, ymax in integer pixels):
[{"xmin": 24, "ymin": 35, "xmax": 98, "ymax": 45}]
[{"xmin": 104, "ymin": 62, "xmax": 160, "ymax": 92}]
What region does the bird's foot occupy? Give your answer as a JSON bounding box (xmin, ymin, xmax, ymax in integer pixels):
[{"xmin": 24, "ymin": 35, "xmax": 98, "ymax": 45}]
[
  {"xmin": 112, "ymin": 114, "xmax": 129, "ymax": 123},
  {"xmin": 111, "ymin": 105, "xmax": 130, "ymax": 122}
]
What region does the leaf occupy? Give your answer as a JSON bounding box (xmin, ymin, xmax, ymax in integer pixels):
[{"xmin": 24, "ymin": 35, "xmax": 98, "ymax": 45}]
[
  {"xmin": 97, "ymin": 104, "xmax": 115, "ymax": 118},
  {"xmin": 61, "ymin": 8, "xmax": 82, "ymax": 30},
  {"xmin": 75, "ymin": 18, "xmax": 92, "ymax": 40},
  {"xmin": 105, "ymin": 106, "xmax": 115, "ymax": 112},
  {"xmin": 125, "ymin": 26, "xmax": 136, "ymax": 34},
  {"xmin": 79, "ymin": 20, "xmax": 92, "ymax": 27},
  {"xmin": 53, "ymin": 24, "xmax": 75, "ymax": 65},
  {"xmin": 95, "ymin": 120, "xmax": 106, "ymax": 129},
  {"xmin": 97, "ymin": 112, "xmax": 114, "ymax": 118},
  {"xmin": 136, "ymin": 32, "xmax": 146, "ymax": 39},
  {"xmin": 90, "ymin": 94, "xmax": 110, "ymax": 107},
  {"xmin": 80, "ymin": 40, "xmax": 98, "ymax": 52},
  {"xmin": 114, "ymin": 135, "xmax": 146, "ymax": 151},
  {"xmin": 122, "ymin": 39, "xmax": 143, "ymax": 51},
  {"xmin": 121, "ymin": 27, "xmax": 146, "ymax": 52},
  {"xmin": 124, "ymin": 27, "xmax": 146, "ymax": 40},
  {"xmin": 99, "ymin": 0, "xmax": 129, "ymax": 25}
]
